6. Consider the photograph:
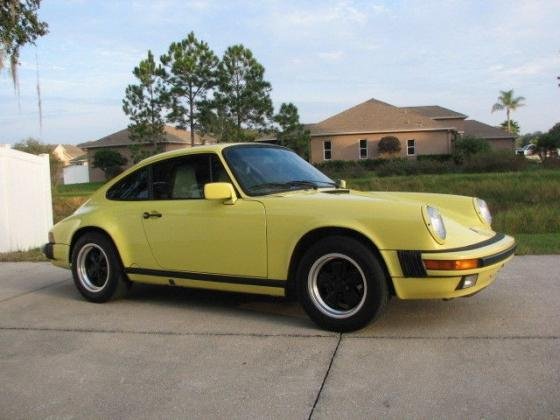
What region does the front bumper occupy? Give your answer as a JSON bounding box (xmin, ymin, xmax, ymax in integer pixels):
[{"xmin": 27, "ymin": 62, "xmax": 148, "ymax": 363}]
[{"xmin": 384, "ymin": 233, "xmax": 516, "ymax": 299}]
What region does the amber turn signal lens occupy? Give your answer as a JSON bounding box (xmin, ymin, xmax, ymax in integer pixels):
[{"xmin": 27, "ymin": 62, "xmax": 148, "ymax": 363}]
[{"xmin": 423, "ymin": 259, "xmax": 480, "ymax": 270}]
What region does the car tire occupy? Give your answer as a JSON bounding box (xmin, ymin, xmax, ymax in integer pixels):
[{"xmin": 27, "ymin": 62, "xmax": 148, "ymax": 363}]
[
  {"xmin": 296, "ymin": 236, "xmax": 389, "ymax": 332},
  {"xmin": 71, "ymin": 232, "xmax": 129, "ymax": 303}
]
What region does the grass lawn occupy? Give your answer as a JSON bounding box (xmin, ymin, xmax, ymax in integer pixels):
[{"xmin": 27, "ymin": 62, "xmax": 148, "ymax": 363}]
[
  {"xmin": 348, "ymin": 169, "xmax": 560, "ymax": 234},
  {"xmin": 0, "ymin": 248, "xmax": 47, "ymax": 262},
  {"xmin": 54, "ymin": 182, "xmax": 104, "ymax": 197},
  {"xmin": 514, "ymin": 234, "xmax": 560, "ymax": 255},
  {"xmin": 52, "ymin": 182, "xmax": 105, "ymax": 223},
  {"xmin": 1, "ymin": 170, "xmax": 557, "ymax": 261}
]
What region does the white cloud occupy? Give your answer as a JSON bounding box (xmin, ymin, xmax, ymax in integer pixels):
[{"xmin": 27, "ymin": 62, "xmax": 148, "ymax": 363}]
[
  {"xmin": 490, "ymin": 55, "xmax": 560, "ymax": 77},
  {"xmin": 283, "ymin": 0, "xmax": 369, "ymax": 26},
  {"xmin": 317, "ymin": 50, "xmax": 344, "ymax": 61}
]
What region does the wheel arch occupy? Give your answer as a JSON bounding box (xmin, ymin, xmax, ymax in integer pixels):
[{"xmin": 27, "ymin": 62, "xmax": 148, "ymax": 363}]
[
  {"xmin": 69, "ymin": 226, "xmax": 120, "ymax": 264},
  {"xmin": 286, "ymin": 227, "xmax": 395, "ymax": 299}
]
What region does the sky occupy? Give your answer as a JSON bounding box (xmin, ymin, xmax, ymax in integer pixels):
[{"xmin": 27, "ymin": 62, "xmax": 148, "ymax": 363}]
[{"xmin": 1, "ymin": 0, "xmax": 559, "ymax": 145}]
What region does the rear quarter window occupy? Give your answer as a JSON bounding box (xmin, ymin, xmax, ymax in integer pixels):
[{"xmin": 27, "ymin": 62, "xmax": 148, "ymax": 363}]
[{"xmin": 106, "ymin": 168, "xmax": 149, "ymax": 201}]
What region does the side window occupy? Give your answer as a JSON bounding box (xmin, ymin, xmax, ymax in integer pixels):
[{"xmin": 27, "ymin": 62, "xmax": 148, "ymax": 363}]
[
  {"xmin": 359, "ymin": 139, "xmax": 368, "ymax": 159},
  {"xmin": 106, "ymin": 168, "xmax": 149, "ymax": 201},
  {"xmin": 323, "ymin": 140, "xmax": 332, "ymax": 160},
  {"xmin": 152, "ymin": 154, "xmax": 230, "ymax": 200},
  {"xmin": 407, "ymin": 139, "xmax": 416, "ymax": 156}
]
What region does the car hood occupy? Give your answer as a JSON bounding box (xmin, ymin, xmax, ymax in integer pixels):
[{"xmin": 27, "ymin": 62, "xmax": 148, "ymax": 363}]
[{"xmin": 257, "ymin": 188, "xmax": 494, "ymax": 251}]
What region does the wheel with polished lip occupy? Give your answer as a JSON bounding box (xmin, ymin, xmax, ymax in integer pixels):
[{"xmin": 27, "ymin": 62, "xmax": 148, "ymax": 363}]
[
  {"xmin": 296, "ymin": 236, "xmax": 389, "ymax": 332},
  {"xmin": 71, "ymin": 232, "xmax": 129, "ymax": 302}
]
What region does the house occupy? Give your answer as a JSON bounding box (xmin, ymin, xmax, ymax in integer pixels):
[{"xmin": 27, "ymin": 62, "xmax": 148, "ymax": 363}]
[
  {"xmin": 462, "ymin": 119, "xmax": 516, "ymax": 150},
  {"xmin": 403, "ymin": 106, "xmax": 516, "ymax": 150},
  {"xmin": 308, "ymin": 99, "xmax": 457, "ymax": 164},
  {"xmin": 51, "ymin": 144, "xmax": 86, "ymax": 166},
  {"xmin": 78, "ymin": 125, "xmax": 216, "ymax": 182},
  {"xmin": 307, "ymin": 98, "xmax": 515, "ymax": 163},
  {"xmin": 399, "ymin": 106, "xmax": 467, "ymax": 134}
]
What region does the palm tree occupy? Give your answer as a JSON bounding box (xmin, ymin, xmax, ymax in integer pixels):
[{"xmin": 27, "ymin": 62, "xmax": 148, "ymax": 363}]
[{"xmin": 491, "ymin": 90, "xmax": 525, "ymax": 134}]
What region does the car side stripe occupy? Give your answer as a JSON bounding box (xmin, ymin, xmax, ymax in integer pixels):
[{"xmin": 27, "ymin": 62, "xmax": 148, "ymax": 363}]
[{"xmin": 124, "ymin": 267, "xmax": 286, "ymax": 288}]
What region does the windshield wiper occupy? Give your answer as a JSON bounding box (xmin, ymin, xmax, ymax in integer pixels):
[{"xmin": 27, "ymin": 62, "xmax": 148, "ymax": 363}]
[{"xmin": 248, "ymin": 180, "xmax": 334, "ymax": 193}]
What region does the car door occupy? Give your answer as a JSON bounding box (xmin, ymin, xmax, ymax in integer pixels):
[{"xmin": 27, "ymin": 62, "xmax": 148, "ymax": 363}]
[
  {"xmin": 141, "ymin": 153, "xmax": 267, "ymax": 278},
  {"xmin": 104, "ymin": 165, "xmax": 160, "ymax": 268}
]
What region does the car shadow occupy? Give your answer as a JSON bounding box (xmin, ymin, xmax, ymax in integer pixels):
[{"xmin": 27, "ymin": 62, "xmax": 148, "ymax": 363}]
[
  {"xmin": 43, "ymin": 279, "xmax": 317, "ymax": 331},
  {"xmin": 39, "ymin": 279, "xmax": 500, "ymax": 334}
]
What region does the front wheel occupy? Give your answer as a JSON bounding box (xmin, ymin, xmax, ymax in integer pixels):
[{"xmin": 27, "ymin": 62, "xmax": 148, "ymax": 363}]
[
  {"xmin": 296, "ymin": 236, "xmax": 389, "ymax": 332},
  {"xmin": 71, "ymin": 232, "xmax": 129, "ymax": 303}
]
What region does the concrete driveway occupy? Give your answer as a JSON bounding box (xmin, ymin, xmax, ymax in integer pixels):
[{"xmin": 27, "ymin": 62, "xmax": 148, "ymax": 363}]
[{"xmin": 1, "ymin": 256, "xmax": 559, "ymax": 419}]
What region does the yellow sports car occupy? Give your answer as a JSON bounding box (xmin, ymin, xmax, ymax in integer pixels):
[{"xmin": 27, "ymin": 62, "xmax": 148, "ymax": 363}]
[{"xmin": 44, "ymin": 144, "xmax": 516, "ymax": 332}]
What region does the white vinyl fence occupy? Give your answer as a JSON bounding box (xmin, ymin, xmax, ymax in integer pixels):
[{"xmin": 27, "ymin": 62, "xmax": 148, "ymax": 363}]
[{"xmin": 0, "ymin": 146, "xmax": 53, "ymax": 252}]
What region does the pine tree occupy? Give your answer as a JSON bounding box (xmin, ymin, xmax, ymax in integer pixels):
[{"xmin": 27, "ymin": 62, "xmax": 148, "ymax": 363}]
[
  {"xmin": 122, "ymin": 50, "xmax": 166, "ymax": 163},
  {"xmin": 160, "ymin": 32, "xmax": 218, "ymax": 147},
  {"xmin": 214, "ymin": 44, "xmax": 273, "ymax": 141},
  {"xmin": 274, "ymin": 103, "xmax": 309, "ymax": 159}
]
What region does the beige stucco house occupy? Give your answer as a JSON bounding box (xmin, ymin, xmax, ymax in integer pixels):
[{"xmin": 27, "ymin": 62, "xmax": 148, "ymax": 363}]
[
  {"xmin": 78, "ymin": 125, "xmax": 216, "ymax": 182},
  {"xmin": 307, "ymin": 99, "xmax": 515, "ymax": 164},
  {"xmin": 463, "ymin": 119, "xmax": 516, "ymax": 151},
  {"xmin": 51, "ymin": 144, "xmax": 86, "ymax": 166}
]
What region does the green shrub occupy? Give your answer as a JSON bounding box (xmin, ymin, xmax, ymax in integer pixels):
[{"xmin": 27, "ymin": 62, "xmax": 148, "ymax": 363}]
[
  {"xmin": 375, "ymin": 158, "xmax": 452, "ymax": 177},
  {"xmin": 315, "ymin": 160, "xmax": 367, "ymax": 179},
  {"xmin": 453, "ymin": 136, "xmax": 491, "ymax": 163},
  {"xmin": 357, "ymin": 158, "xmax": 386, "ymax": 171},
  {"xmin": 460, "ymin": 151, "xmax": 529, "ymax": 173},
  {"xmin": 417, "ymin": 154, "xmax": 452, "ymax": 162},
  {"xmin": 378, "ymin": 136, "xmax": 401, "ymax": 155},
  {"xmin": 93, "ymin": 150, "xmax": 127, "ymax": 179}
]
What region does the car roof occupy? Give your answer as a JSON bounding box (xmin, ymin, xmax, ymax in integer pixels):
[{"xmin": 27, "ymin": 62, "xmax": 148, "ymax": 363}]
[{"xmin": 136, "ymin": 142, "xmax": 281, "ymax": 166}]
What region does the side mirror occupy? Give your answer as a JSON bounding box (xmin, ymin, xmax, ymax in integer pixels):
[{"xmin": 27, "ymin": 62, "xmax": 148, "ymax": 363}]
[
  {"xmin": 336, "ymin": 179, "xmax": 347, "ymax": 189},
  {"xmin": 204, "ymin": 182, "xmax": 237, "ymax": 205}
]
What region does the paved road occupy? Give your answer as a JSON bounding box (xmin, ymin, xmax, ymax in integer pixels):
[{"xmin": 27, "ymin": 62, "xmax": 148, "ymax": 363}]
[{"xmin": 0, "ymin": 256, "xmax": 559, "ymax": 419}]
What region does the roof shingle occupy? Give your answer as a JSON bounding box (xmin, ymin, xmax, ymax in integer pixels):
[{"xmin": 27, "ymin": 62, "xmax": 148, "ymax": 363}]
[
  {"xmin": 400, "ymin": 105, "xmax": 467, "ymax": 120},
  {"xmin": 308, "ymin": 99, "xmax": 452, "ymax": 136},
  {"xmin": 78, "ymin": 125, "xmax": 216, "ymax": 149},
  {"xmin": 463, "ymin": 120, "xmax": 515, "ymax": 139}
]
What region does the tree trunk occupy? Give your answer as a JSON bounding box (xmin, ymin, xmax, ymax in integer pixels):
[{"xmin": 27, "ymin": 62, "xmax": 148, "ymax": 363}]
[
  {"xmin": 507, "ymin": 108, "xmax": 511, "ymax": 133},
  {"xmin": 189, "ymin": 86, "xmax": 195, "ymax": 147}
]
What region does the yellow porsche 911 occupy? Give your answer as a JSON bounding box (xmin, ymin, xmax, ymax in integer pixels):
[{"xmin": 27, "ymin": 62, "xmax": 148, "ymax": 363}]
[{"xmin": 44, "ymin": 144, "xmax": 516, "ymax": 332}]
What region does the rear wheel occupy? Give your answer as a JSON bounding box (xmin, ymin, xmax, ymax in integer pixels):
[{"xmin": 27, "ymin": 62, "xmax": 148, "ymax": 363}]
[
  {"xmin": 71, "ymin": 232, "xmax": 128, "ymax": 303},
  {"xmin": 296, "ymin": 236, "xmax": 388, "ymax": 332}
]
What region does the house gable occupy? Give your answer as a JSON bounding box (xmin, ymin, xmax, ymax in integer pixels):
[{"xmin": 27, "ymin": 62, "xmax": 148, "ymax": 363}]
[{"xmin": 308, "ymin": 98, "xmax": 453, "ymax": 136}]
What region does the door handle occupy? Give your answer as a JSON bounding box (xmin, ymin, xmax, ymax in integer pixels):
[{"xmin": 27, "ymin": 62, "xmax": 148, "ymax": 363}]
[{"xmin": 143, "ymin": 211, "xmax": 162, "ymax": 219}]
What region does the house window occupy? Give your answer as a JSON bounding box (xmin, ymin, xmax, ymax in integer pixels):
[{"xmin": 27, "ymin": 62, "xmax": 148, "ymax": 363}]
[
  {"xmin": 323, "ymin": 140, "xmax": 332, "ymax": 160},
  {"xmin": 407, "ymin": 139, "xmax": 416, "ymax": 156},
  {"xmin": 359, "ymin": 139, "xmax": 368, "ymax": 159}
]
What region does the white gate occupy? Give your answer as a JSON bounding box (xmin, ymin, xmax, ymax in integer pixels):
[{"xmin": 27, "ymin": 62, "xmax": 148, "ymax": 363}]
[{"xmin": 0, "ymin": 146, "xmax": 53, "ymax": 252}]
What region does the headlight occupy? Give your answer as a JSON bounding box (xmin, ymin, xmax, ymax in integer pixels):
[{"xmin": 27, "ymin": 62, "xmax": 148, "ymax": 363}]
[
  {"xmin": 423, "ymin": 205, "xmax": 447, "ymax": 243},
  {"xmin": 474, "ymin": 198, "xmax": 492, "ymax": 225}
]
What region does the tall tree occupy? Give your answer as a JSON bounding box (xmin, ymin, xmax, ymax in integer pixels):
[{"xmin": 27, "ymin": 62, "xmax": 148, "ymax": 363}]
[
  {"xmin": 274, "ymin": 103, "xmax": 309, "ymax": 159},
  {"xmin": 0, "ymin": 0, "xmax": 48, "ymax": 90},
  {"xmin": 491, "ymin": 89, "xmax": 525, "ymax": 134},
  {"xmin": 123, "ymin": 50, "xmax": 166, "ymax": 163},
  {"xmin": 198, "ymin": 99, "xmax": 236, "ymax": 142},
  {"xmin": 536, "ymin": 124, "xmax": 560, "ymax": 161},
  {"xmin": 160, "ymin": 32, "xmax": 219, "ymax": 147},
  {"xmin": 215, "ymin": 44, "xmax": 273, "ymax": 141}
]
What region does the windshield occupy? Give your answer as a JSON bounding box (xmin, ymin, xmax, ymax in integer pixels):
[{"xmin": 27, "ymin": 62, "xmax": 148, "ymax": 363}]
[{"xmin": 223, "ymin": 145, "xmax": 335, "ymax": 196}]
